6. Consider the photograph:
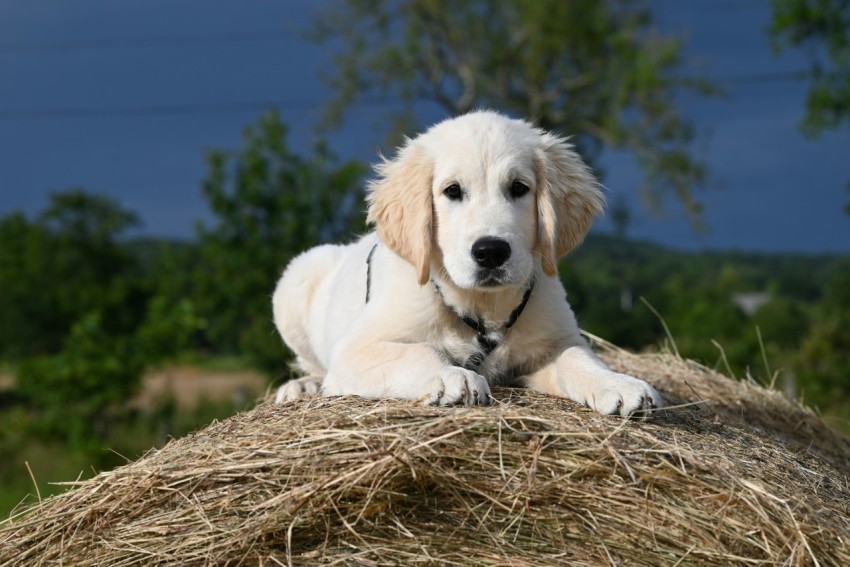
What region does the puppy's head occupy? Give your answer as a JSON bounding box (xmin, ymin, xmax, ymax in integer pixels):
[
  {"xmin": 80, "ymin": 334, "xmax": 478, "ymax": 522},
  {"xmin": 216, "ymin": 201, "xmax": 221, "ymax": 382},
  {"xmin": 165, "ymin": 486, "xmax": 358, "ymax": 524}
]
[{"xmin": 367, "ymin": 111, "xmax": 604, "ymax": 287}]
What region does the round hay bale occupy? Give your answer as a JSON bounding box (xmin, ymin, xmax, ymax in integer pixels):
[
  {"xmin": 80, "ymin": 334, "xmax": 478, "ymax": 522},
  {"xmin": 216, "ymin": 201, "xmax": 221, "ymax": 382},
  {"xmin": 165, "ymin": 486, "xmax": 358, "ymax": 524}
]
[{"xmin": 2, "ymin": 342, "xmax": 849, "ymax": 566}]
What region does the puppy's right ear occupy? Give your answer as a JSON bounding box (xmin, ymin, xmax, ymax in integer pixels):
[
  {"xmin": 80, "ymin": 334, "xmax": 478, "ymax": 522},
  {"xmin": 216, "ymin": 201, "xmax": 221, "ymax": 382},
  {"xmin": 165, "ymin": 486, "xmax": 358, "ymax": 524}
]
[{"xmin": 366, "ymin": 141, "xmax": 433, "ymax": 285}]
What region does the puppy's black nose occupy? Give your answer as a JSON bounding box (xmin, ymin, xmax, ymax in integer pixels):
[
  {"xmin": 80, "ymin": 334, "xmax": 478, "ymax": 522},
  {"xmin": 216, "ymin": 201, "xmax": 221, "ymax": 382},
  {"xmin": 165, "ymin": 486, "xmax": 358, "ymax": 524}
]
[{"xmin": 471, "ymin": 237, "xmax": 511, "ymax": 269}]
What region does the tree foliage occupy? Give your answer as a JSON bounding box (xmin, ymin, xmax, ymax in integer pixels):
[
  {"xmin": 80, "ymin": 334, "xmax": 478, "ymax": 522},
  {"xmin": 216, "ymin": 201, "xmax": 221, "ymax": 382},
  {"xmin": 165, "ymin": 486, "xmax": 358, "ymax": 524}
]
[
  {"xmin": 771, "ymin": 0, "xmax": 850, "ymax": 212},
  {"xmin": 771, "ymin": 0, "xmax": 850, "ymax": 136},
  {"xmin": 315, "ymin": 0, "xmax": 713, "ymax": 223},
  {"xmin": 168, "ymin": 111, "xmax": 366, "ymax": 373},
  {"xmin": 0, "ymin": 190, "xmax": 150, "ymax": 449},
  {"xmin": 563, "ymin": 235, "xmax": 844, "ymax": 396},
  {"xmin": 17, "ymin": 313, "xmax": 145, "ymax": 448},
  {"xmin": 0, "ymin": 190, "xmax": 144, "ymax": 359},
  {"xmin": 795, "ymin": 271, "xmax": 850, "ymax": 410}
]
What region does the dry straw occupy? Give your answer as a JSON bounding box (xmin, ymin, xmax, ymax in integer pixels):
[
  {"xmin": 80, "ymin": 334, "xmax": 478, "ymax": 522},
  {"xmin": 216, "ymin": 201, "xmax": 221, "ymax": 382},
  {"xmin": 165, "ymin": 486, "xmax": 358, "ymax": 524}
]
[{"xmin": 2, "ymin": 338, "xmax": 849, "ymax": 565}]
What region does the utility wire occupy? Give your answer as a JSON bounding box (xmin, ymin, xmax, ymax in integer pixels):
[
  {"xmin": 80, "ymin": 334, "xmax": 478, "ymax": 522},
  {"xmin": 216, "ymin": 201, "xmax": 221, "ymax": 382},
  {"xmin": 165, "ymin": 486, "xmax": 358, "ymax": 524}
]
[
  {"xmin": 0, "ymin": 100, "xmax": 306, "ymax": 119},
  {"xmin": 653, "ymin": 0, "xmax": 769, "ymax": 11},
  {"xmin": 0, "ymin": 30, "xmax": 292, "ymax": 54},
  {"xmin": 718, "ymin": 70, "xmax": 808, "ymax": 85},
  {"xmin": 0, "ymin": 97, "xmax": 396, "ymax": 120}
]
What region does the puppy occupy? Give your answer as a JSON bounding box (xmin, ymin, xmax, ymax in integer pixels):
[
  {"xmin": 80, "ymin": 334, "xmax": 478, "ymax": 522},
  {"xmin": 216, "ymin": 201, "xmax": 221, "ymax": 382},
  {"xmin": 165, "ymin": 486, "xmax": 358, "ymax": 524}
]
[{"xmin": 272, "ymin": 111, "xmax": 661, "ymax": 417}]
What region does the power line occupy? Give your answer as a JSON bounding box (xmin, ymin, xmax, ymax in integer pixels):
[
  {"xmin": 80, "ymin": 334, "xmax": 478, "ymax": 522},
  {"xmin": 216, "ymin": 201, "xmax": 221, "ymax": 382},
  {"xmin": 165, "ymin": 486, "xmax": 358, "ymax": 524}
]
[
  {"xmin": 0, "ymin": 97, "xmax": 396, "ymax": 120},
  {"xmin": 717, "ymin": 70, "xmax": 808, "ymax": 85},
  {"xmin": 652, "ymin": 0, "xmax": 769, "ymax": 12},
  {"xmin": 0, "ymin": 30, "xmax": 293, "ymax": 54},
  {"xmin": 0, "ymin": 100, "xmax": 303, "ymax": 120}
]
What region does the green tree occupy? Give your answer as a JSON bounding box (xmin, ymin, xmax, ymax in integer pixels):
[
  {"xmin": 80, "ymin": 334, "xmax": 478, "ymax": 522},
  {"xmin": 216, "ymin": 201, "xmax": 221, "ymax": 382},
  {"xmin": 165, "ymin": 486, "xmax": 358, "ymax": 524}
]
[
  {"xmin": 135, "ymin": 295, "xmax": 207, "ymax": 362},
  {"xmin": 659, "ymin": 270, "xmax": 753, "ymax": 374},
  {"xmin": 0, "ymin": 190, "xmax": 145, "ymax": 359},
  {"xmin": 177, "ymin": 112, "xmax": 365, "ymax": 373},
  {"xmin": 17, "ymin": 313, "xmax": 145, "ymax": 449},
  {"xmin": 770, "ymin": 0, "xmax": 850, "ymax": 211},
  {"xmin": 315, "ymin": 0, "xmax": 713, "ymax": 224},
  {"xmin": 0, "ymin": 190, "xmax": 151, "ymax": 448},
  {"xmin": 0, "ymin": 212, "xmax": 56, "ymax": 358},
  {"xmin": 796, "ymin": 272, "xmax": 850, "ymax": 411},
  {"xmin": 40, "ymin": 190, "xmax": 140, "ymax": 244},
  {"xmin": 752, "ymin": 297, "xmax": 809, "ymax": 351}
]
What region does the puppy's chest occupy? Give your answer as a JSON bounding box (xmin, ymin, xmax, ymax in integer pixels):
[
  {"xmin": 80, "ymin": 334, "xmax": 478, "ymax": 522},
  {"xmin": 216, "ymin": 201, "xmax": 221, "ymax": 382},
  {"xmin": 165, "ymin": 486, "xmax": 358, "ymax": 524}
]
[{"xmin": 435, "ymin": 323, "xmax": 546, "ymax": 382}]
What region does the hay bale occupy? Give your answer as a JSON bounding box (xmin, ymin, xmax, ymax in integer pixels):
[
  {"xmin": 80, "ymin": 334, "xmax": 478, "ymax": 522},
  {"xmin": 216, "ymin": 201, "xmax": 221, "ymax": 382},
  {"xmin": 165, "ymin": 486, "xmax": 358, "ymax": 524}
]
[{"xmin": 2, "ymin": 341, "xmax": 849, "ymax": 566}]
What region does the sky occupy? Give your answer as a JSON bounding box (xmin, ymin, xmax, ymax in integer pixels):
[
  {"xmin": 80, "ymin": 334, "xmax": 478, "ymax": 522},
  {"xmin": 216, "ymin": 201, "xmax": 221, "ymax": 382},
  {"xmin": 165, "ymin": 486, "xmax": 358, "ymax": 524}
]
[{"xmin": 0, "ymin": 0, "xmax": 847, "ymax": 254}]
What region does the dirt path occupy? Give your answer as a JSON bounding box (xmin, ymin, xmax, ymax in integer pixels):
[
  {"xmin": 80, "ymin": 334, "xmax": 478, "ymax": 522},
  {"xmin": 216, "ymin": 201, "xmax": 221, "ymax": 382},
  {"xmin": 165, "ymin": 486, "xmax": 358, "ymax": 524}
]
[
  {"xmin": 1, "ymin": 367, "xmax": 268, "ymax": 409},
  {"xmin": 135, "ymin": 366, "xmax": 268, "ymax": 409}
]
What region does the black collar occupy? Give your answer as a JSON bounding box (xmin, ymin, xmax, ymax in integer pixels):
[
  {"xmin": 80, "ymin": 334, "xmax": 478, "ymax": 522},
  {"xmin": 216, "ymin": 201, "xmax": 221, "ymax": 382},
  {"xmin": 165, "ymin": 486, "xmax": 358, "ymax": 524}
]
[
  {"xmin": 432, "ymin": 278, "xmax": 535, "ymax": 371},
  {"xmin": 454, "ymin": 280, "xmax": 535, "ymax": 335}
]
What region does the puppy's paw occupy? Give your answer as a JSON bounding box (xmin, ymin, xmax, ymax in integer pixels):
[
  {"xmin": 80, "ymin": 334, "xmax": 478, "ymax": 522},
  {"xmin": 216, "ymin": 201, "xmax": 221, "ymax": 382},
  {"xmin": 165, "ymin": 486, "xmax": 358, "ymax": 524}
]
[
  {"xmin": 422, "ymin": 367, "xmax": 491, "ymax": 407},
  {"xmin": 274, "ymin": 375, "xmax": 323, "ymax": 403},
  {"xmin": 582, "ymin": 372, "xmax": 662, "ymax": 419}
]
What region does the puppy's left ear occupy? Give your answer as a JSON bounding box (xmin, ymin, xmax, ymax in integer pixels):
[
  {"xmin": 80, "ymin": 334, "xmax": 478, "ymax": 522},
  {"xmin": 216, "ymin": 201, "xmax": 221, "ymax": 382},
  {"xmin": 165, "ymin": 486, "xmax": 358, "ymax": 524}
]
[
  {"xmin": 366, "ymin": 141, "xmax": 434, "ymax": 285},
  {"xmin": 535, "ymin": 133, "xmax": 605, "ymax": 277}
]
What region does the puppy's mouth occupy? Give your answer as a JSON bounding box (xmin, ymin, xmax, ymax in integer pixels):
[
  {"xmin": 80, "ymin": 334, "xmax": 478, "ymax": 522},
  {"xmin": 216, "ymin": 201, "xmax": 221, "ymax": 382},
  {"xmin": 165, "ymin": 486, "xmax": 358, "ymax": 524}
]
[{"xmin": 474, "ymin": 268, "xmax": 509, "ymax": 288}]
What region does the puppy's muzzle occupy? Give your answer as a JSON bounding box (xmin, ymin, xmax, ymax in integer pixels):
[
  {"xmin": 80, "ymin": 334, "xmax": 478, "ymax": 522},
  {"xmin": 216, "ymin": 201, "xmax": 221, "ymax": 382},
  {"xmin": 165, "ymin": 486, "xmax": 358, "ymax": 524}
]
[{"xmin": 471, "ymin": 237, "xmax": 511, "ymax": 269}]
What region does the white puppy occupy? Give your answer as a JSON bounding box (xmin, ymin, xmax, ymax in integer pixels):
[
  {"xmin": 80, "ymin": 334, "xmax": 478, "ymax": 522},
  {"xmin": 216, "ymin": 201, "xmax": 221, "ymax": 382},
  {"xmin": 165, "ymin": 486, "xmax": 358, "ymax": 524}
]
[{"xmin": 272, "ymin": 111, "xmax": 661, "ymax": 417}]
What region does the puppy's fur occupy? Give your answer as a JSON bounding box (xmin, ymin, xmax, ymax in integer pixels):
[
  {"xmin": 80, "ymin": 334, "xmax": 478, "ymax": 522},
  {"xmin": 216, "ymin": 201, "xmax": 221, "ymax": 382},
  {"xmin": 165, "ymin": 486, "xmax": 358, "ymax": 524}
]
[{"xmin": 272, "ymin": 111, "xmax": 661, "ymax": 416}]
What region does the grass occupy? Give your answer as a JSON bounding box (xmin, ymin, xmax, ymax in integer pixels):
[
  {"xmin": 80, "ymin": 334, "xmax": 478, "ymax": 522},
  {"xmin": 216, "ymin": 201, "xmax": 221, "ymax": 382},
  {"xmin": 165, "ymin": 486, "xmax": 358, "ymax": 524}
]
[
  {"xmin": 0, "ymin": 397, "xmax": 244, "ymax": 521},
  {"xmin": 0, "ymin": 443, "xmax": 94, "ymax": 518}
]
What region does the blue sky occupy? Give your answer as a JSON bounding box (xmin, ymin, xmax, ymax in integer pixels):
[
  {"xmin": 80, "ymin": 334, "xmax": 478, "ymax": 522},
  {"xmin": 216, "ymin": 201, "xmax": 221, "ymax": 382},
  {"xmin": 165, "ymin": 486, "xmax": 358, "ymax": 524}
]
[{"xmin": 0, "ymin": 0, "xmax": 847, "ymax": 253}]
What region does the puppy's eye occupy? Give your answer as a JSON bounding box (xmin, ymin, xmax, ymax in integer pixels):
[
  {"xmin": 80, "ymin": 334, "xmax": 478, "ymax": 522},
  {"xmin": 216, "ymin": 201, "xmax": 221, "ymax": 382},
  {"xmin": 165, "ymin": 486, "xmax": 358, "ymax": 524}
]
[
  {"xmin": 509, "ymin": 180, "xmax": 530, "ymax": 199},
  {"xmin": 443, "ymin": 183, "xmax": 463, "ymax": 201}
]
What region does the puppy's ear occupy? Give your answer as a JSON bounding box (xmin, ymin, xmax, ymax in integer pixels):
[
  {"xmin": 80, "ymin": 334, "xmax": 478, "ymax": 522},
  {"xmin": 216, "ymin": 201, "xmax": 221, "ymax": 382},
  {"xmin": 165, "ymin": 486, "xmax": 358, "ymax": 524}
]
[
  {"xmin": 535, "ymin": 133, "xmax": 605, "ymax": 277},
  {"xmin": 366, "ymin": 141, "xmax": 433, "ymax": 285}
]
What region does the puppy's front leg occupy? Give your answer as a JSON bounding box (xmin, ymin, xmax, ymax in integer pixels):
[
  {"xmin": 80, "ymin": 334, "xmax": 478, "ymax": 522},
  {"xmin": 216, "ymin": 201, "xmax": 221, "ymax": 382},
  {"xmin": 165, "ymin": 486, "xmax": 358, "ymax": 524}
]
[
  {"xmin": 323, "ymin": 341, "xmax": 491, "ymax": 406},
  {"xmin": 524, "ymin": 345, "xmax": 661, "ymax": 418}
]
